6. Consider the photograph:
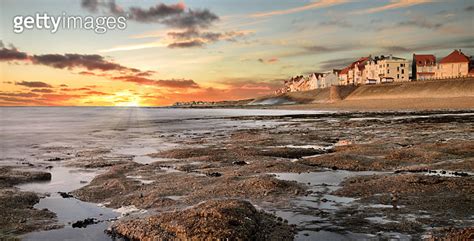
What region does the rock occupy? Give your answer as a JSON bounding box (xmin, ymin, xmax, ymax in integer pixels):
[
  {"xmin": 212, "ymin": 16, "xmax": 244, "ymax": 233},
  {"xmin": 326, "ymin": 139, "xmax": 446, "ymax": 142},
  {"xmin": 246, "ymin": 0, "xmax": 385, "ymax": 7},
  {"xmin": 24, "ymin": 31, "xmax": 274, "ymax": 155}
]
[
  {"xmin": 206, "ymin": 172, "xmax": 222, "ymax": 177},
  {"xmin": 71, "ymin": 218, "xmax": 98, "ymax": 228},
  {"xmin": 58, "ymin": 192, "xmax": 74, "ymax": 198},
  {"xmin": 46, "ymin": 157, "xmax": 62, "ymax": 162},
  {"xmin": 232, "ymin": 161, "xmax": 248, "ymax": 166},
  {"xmin": 111, "ymin": 199, "xmax": 295, "ymax": 240}
]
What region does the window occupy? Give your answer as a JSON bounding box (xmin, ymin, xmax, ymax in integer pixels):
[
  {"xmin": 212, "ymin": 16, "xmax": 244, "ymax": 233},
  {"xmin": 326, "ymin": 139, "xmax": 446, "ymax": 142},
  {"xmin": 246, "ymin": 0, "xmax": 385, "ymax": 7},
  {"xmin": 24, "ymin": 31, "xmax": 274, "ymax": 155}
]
[
  {"xmin": 402, "ymin": 69, "xmax": 405, "ymax": 74},
  {"xmin": 387, "ymin": 64, "xmax": 389, "ymax": 67},
  {"xmin": 397, "ymin": 67, "xmax": 400, "ymax": 71},
  {"xmin": 387, "ymin": 69, "xmax": 390, "ymax": 74},
  {"xmin": 397, "ymin": 74, "xmax": 400, "ymax": 79}
]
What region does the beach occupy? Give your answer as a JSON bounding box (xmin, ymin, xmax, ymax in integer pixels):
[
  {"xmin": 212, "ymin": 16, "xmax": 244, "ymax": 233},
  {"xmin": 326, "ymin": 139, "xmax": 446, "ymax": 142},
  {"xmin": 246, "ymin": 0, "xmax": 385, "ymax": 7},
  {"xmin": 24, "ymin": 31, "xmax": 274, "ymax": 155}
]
[{"xmin": 0, "ymin": 107, "xmax": 473, "ymax": 240}]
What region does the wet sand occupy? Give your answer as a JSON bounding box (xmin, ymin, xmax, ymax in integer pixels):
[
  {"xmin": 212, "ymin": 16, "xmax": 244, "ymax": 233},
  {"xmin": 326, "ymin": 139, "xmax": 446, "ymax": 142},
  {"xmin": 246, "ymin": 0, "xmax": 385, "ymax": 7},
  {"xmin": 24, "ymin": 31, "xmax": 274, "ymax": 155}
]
[{"xmin": 0, "ymin": 108, "xmax": 473, "ymax": 240}]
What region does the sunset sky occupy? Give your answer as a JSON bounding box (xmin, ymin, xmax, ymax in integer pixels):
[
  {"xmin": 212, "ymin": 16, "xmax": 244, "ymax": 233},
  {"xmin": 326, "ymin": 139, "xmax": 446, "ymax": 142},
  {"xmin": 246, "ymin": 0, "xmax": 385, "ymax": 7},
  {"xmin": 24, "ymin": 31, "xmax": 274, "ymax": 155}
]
[{"xmin": 1, "ymin": 0, "xmax": 473, "ymax": 106}]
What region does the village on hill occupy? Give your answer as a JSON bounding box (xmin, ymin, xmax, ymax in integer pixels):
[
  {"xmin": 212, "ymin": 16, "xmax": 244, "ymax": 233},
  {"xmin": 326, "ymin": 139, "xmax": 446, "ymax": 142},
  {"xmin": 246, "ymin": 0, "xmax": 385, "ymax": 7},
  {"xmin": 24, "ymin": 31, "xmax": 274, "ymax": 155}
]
[{"xmin": 276, "ymin": 49, "xmax": 474, "ymax": 94}]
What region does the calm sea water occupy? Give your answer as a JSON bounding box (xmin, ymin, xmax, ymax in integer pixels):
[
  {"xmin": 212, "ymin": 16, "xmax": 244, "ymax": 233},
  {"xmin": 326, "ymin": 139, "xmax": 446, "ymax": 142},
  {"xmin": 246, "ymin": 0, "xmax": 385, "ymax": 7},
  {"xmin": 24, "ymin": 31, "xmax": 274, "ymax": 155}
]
[{"xmin": 0, "ymin": 107, "xmax": 328, "ymax": 158}]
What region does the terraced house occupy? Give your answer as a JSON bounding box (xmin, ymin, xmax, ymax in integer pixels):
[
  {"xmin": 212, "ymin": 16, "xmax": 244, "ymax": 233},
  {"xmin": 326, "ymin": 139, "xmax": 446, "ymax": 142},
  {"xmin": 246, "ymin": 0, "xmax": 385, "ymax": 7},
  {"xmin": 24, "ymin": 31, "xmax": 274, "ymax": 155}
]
[
  {"xmin": 345, "ymin": 57, "xmax": 371, "ymax": 85},
  {"xmin": 365, "ymin": 55, "xmax": 410, "ymax": 84},
  {"xmin": 412, "ymin": 54, "xmax": 437, "ymax": 80}
]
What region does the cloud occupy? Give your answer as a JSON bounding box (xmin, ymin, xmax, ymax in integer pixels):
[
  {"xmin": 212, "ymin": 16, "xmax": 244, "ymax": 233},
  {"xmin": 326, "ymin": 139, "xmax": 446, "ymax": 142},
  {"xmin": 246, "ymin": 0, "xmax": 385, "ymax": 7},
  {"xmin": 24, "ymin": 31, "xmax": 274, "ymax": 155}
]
[
  {"xmin": 81, "ymin": 0, "xmax": 100, "ymax": 12},
  {"xmin": 0, "ymin": 43, "xmax": 139, "ymax": 73},
  {"xmin": 61, "ymin": 87, "xmax": 91, "ymax": 91},
  {"xmin": 1, "ymin": 42, "xmax": 199, "ymax": 90},
  {"xmin": 99, "ymin": 42, "xmax": 167, "ymax": 53},
  {"xmin": 318, "ymin": 57, "xmax": 355, "ymax": 70},
  {"xmin": 166, "ymin": 29, "xmax": 249, "ymax": 48},
  {"xmin": 0, "ymin": 42, "xmax": 28, "ymax": 61},
  {"xmin": 85, "ymin": 90, "xmax": 110, "ymax": 96},
  {"xmin": 161, "ymin": 9, "xmax": 219, "ymax": 29},
  {"xmin": 354, "ymin": 0, "xmax": 434, "ymax": 15},
  {"xmin": 397, "ymin": 17, "xmax": 443, "ymax": 29},
  {"xmin": 251, "ymin": 0, "xmax": 349, "ymax": 18},
  {"xmin": 319, "ymin": 19, "xmax": 353, "ymax": 28},
  {"xmin": 128, "ymin": 3, "xmax": 185, "ymax": 22},
  {"xmin": 465, "ymin": 5, "xmax": 474, "ymax": 11},
  {"xmin": 168, "ymin": 40, "xmax": 205, "ymax": 48},
  {"xmin": 31, "ymin": 88, "xmax": 55, "ymax": 93},
  {"xmin": 80, "ymin": 1, "xmax": 249, "ymax": 49},
  {"xmin": 32, "ymin": 53, "xmax": 138, "ymax": 73},
  {"xmin": 258, "ymin": 57, "xmax": 279, "ymax": 64},
  {"xmin": 379, "ymin": 37, "xmax": 474, "ymax": 54},
  {"xmin": 15, "ymin": 81, "xmax": 53, "ymax": 88},
  {"xmin": 81, "ymin": 1, "xmax": 219, "ymax": 29},
  {"xmin": 381, "ymin": 46, "xmax": 412, "ymax": 53},
  {"xmin": 112, "ymin": 75, "xmax": 200, "ymax": 89},
  {"xmin": 279, "ymin": 44, "xmax": 354, "ymax": 58},
  {"xmin": 0, "ymin": 92, "xmax": 39, "ymax": 98}
]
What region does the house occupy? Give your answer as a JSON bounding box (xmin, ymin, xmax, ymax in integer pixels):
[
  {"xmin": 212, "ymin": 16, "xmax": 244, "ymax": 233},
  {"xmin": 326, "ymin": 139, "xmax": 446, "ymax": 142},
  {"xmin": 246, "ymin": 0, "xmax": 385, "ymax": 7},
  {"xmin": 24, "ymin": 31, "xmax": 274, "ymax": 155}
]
[
  {"xmin": 412, "ymin": 54, "xmax": 436, "ymax": 80},
  {"xmin": 287, "ymin": 75, "xmax": 306, "ymax": 92},
  {"xmin": 308, "ymin": 73, "xmax": 325, "ymax": 89},
  {"xmin": 320, "ymin": 70, "xmax": 340, "ymax": 88},
  {"xmin": 339, "ymin": 67, "xmax": 350, "ymax": 85},
  {"xmin": 435, "ymin": 49, "xmax": 470, "ymax": 79},
  {"xmin": 340, "ymin": 57, "xmax": 371, "ymax": 85},
  {"xmin": 364, "ymin": 55, "xmax": 409, "ymax": 83}
]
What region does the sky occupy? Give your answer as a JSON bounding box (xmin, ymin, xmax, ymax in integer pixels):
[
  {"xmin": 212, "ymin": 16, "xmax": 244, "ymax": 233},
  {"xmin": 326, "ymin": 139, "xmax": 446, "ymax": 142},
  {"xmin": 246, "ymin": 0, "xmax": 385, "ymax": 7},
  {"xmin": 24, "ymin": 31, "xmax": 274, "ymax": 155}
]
[{"xmin": 0, "ymin": 0, "xmax": 473, "ymax": 106}]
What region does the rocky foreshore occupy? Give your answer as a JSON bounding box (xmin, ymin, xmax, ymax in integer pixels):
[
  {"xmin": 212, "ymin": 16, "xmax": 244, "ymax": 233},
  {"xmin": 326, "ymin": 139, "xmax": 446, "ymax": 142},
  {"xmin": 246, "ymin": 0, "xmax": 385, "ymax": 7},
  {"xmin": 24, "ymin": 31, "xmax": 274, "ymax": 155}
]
[{"xmin": 1, "ymin": 109, "xmax": 473, "ymax": 240}]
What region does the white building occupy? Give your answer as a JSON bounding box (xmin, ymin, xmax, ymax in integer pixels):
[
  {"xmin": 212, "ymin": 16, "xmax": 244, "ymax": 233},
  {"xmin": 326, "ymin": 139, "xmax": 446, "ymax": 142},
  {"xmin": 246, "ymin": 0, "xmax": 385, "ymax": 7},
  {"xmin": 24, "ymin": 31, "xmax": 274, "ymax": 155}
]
[{"xmin": 365, "ymin": 55, "xmax": 409, "ymax": 84}]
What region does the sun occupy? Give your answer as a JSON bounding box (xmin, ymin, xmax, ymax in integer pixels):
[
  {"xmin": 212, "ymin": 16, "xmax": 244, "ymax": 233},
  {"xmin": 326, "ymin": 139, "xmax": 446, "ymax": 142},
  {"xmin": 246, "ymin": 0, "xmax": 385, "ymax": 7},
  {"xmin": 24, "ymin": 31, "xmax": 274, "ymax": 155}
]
[{"xmin": 112, "ymin": 91, "xmax": 142, "ymax": 107}]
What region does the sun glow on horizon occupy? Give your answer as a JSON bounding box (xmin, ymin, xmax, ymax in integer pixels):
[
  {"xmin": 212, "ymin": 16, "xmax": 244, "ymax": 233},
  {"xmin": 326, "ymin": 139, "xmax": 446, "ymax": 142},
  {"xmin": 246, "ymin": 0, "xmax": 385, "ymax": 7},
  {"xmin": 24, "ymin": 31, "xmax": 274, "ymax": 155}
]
[{"xmin": 111, "ymin": 91, "xmax": 143, "ymax": 107}]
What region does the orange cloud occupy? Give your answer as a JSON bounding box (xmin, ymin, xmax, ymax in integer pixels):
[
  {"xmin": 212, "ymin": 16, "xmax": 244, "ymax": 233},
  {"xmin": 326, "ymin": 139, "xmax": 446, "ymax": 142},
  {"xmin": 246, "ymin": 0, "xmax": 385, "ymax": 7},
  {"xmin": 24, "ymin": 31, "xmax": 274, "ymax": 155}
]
[
  {"xmin": 354, "ymin": 0, "xmax": 434, "ymax": 14},
  {"xmin": 251, "ymin": 0, "xmax": 348, "ymax": 18}
]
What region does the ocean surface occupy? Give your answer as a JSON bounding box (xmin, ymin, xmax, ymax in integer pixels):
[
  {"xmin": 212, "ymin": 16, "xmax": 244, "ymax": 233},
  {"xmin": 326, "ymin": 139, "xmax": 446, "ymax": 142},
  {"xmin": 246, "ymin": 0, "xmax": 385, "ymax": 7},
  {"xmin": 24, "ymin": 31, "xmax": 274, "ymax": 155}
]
[{"xmin": 0, "ymin": 107, "xmax": 328, "ymax": 159}]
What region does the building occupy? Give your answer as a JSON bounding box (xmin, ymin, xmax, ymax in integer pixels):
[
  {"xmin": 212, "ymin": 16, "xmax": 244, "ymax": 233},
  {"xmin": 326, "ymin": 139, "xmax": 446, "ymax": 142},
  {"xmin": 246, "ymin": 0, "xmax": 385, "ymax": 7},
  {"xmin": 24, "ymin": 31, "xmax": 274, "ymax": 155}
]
[
  {"xmin": 340, "ymin": 57, "xmax": 371, "ymax": 85},
  {"xmin": 339, "ymin": 67, "xmax": 349, "ymax": 85},
  {"xmin": 319, "ymin": 70, "xmax": 340, "ymax": 88},
  {"xmin": 412, "ymin": 54, "xmax": 436, "ymax": 80},
  {"xmin": 364, "ymin": 55, "xmax": 409, "ymax": 83},
  {"xmin": 435, "ymin": 49, "xmax": 470, "ymax": 79},
  {"xmin": 308, "ymin": 73, "xmax": 325, "ymax": 89}
]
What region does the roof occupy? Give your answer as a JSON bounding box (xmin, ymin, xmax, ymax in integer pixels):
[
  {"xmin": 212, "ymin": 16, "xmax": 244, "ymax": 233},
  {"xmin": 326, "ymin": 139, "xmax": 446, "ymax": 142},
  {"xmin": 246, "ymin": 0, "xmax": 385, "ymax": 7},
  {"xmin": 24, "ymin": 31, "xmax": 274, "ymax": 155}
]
[
  {"xmin": 340, "ymin": 67, "xmax": 349, "ymax": 75},
  {"xmin": 439, "ymin": 50, "xmax": 470, "ymax": 64},
  {"xmin": 414, "ymin": 54, "xmax": 436, "ymax": 66},
  {"xmin": 346, "ymin": 56, "xmax": 370, "ymax": 71}
]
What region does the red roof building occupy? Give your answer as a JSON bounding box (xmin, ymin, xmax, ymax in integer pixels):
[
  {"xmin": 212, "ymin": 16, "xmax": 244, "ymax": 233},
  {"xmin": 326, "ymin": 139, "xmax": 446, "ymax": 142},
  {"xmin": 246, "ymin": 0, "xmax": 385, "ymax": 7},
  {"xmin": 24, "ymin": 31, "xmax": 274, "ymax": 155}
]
[
  {"xmin": 412, "ymin": 54, "xmax": 436, "ymax": 80},
  {"xmin": 436, "ymin": 50, "xmax": 471, "ymax": 79},
  {"xmin": 439, "ymin": 50, "xmax": 469, "ymax": 64}
]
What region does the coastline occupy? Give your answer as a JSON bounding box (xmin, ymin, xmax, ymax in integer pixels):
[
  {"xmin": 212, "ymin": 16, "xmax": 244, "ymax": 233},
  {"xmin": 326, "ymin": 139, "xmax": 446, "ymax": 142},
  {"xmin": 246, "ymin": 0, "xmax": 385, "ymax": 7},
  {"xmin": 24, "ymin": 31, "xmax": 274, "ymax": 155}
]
[
  {"xmin": 272, "ymin": 97, "xmax": 474, "ymax": 111},
  {"xmin": 171, "ymin": 78, "xmax": 474, "ymax": 111}
]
